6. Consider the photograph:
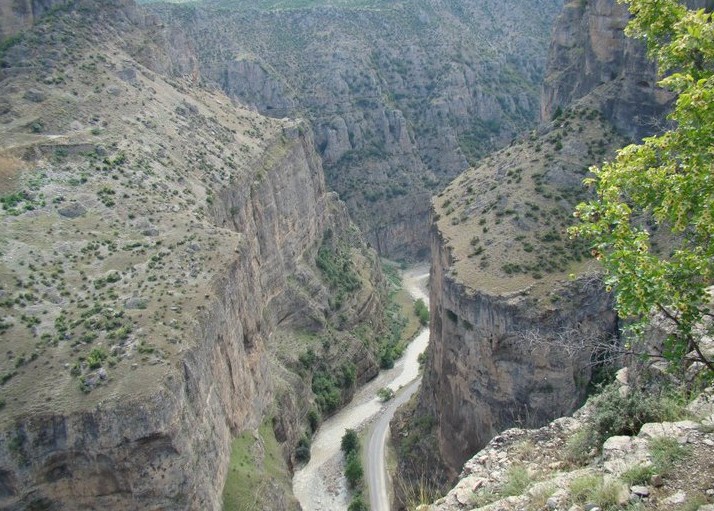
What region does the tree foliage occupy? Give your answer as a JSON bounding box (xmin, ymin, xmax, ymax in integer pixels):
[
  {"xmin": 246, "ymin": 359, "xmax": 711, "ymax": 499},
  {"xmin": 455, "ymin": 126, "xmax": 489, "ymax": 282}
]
[
  {"xmin": 570, "ymin": 0, "xmax": 714, "ymax": 377},
  {"xmin": 344, "ymin": 451, "xmax": 364, "ymax": 488},
  {"xmin": 414, "ymin": 298, "xmax": 429, "ymax": 326},
  {"xmin": 341, "ymin": 428, "xmax": 359, "ymax": 455}
]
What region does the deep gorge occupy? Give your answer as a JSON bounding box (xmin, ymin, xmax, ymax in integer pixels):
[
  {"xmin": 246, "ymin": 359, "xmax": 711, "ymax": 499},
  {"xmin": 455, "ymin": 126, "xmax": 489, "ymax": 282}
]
[{"xmin": 0, "ymin": 0, "xmax": 707, "ymax": 510}]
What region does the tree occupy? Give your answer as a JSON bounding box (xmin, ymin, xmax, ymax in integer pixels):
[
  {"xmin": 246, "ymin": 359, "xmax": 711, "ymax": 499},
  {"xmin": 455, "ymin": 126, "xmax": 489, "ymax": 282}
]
[
  {"xmin": 570, "ymin": 0, "xmax": 714, "ymax": 378},
  {"xmin": 377, "ymin": 386, "xmax": 395, "ymax": 402},
  {"xmin": 414, "ymin": 298, "xmax": 429, "ymax": 326},
  {"xmin": 344, "ymin": 451, "xmax": 364, "ymax": 488},
  {"xmin": 341, "ymin": 428, "xmax": 359, "ymax": 455},
  {"xmin": 348, "ymin": 493, "xmax": 368, "ymax": 511}
]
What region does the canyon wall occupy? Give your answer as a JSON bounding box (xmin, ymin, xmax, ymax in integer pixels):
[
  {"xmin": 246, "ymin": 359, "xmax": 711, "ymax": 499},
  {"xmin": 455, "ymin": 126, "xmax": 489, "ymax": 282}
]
[
  {"xmin": 542, "ymin": 0, "xmax": 714, "ymax": 140},
  {"xmin": 0, "ymin": 3, "xmax": 384, "ymax": 509},
  {"xmin": 0, "ymin": 124, "xmax": 378, "ymax": 511},
  {"xmin": 0, "ymin": 0, "xmax": 69, "ymax": 40},
  {"xmin": 149, "ymin": 0, "xmax": 564, "ymax": 259},
  {"xmin": 395, "ymin": 0, "xmax": 672, "ymax": 492},
  {"xmin": 419, "ymin": 222, "xmax": 617, "ymax": 473},
  {"xmin": 541, "ymin": 0, "xmax": 667, "ymax": 140}
]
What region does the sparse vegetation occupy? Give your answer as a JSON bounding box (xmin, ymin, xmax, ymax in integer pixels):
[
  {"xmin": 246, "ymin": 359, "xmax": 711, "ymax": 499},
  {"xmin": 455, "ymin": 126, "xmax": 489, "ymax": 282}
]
[
  {"xmin": 587, "ymin": 383, "xmax": 688, "ymax": 445},
  {"xmin": 500, "ymin": 464, "xmax": 531, "ymax": 497}
]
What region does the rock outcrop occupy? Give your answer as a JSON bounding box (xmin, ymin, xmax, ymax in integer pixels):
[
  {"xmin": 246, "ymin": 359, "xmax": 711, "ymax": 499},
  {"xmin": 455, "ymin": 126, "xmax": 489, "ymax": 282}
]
[
  {"xmin": 418, "ymin": 223, "xmax": 616, "ymax": 474},
  {"xmin": 0, "ymin": 3, "xmax": 386, "ymax": 509},
  {"xmin": 427, "ymin": 383, "xmax": 714, "ymax": 511},
  {"xmin": 541, "ymin": 0, "xmax": 666, "ymax": 140},
  {"xmin": 394, "ymin": 0, "xmax": 676, "ymax": 496},
  {"xmin": 542, "ymin": 0, "xmax": 714, "ymax": 140},
  {"xmin": 0, "ymin": 0, "xmax": 69, "ymax": 40}
]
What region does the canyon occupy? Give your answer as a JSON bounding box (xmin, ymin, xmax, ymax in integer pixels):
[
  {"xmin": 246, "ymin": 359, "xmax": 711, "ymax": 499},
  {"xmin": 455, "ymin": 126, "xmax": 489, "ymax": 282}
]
[
  {"xmin": 0, "ymin": 0, "xmax": 710, "ymax": 510},
  {"xmin": 145, "ymin": 0, "xmax": 564, "ymax": 259},
  {"xmin": 391, "ymin": 0, "xmax": 691, "ymax": 504},
  {"xmin": 0, "ymin": 2, "xmax": 390, "ymax": 508}
]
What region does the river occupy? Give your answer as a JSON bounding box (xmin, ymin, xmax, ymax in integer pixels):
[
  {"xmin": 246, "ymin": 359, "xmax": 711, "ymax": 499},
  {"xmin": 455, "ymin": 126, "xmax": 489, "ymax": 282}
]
[{"xmin": 292, "ymin": 265, "xmax": 430, "ymax": 511}]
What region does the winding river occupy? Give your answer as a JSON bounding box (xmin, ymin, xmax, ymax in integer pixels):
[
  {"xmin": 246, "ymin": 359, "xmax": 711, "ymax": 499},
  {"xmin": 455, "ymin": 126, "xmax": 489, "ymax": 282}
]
[{"xmin": 292, "ymin": 265, "xmax": 430, "ymax": 511}]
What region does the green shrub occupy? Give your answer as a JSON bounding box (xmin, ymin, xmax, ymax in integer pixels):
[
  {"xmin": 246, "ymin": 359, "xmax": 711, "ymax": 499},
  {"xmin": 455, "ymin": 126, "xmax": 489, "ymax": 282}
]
[
  {"xmin": 312, "ymin": 371, "xmax": 341, "ymax": 413},
  {"xmin": 414, "ymin": 299, "xmax": 429, "ymax": 326},
  {"xmin": 500, "ymin": 464, "xmax": 530, "ymax": 497},
  {"xmin": 379, "ymin": 347, "xmax": 394, "ymax": 369},
  {"xmin": 348, "ymin": 493, "xmax": 368, "ymax": 511},
  {"xmin": 341, "ymin": 429, "xmax": 359, "ymax": 455},
  {"xmin": 377, "ymin": 387, "xmax": 395, "ymax": 402},
  {"xmin": 86, "ymin": 348, "xmax": 107, "ymax": 369},
  {"xmin": 589, "ymin": 383, "xmax": 688, "ymax": 444},
  {"xmin": 307, "ymin": 409, "xmax": 320, "ymax": 433},
  {"xmin": 315, "ymin": 233, "xmax": 360, "ymax": 307},
  {"xmin": 345, "ymin": 451, "xmax": 363, "ymax": 488},
  {"xmin": 295, "ymin": 435, "xmax": 311, "ymax": 463}
]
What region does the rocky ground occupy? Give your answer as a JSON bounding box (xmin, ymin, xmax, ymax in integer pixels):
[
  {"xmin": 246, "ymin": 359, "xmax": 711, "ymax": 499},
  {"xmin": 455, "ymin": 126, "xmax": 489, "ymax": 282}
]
[{"xmin": 424, "ymin": 375, "xmax": 714, "ymax": 511}]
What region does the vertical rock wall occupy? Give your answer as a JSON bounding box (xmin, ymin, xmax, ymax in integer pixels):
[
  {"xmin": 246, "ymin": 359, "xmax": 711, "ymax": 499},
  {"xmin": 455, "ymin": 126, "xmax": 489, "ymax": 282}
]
[
  {"xmin": 0, "ymin": 127, "xmax": 380, "ymax": 510},
  {"xmin": 541, "ymin": 0, "xmax": 713, "ymax": 140},
  {"xmin": 417, "ymin": 221, "xmax": 617, "ymax": 474}
]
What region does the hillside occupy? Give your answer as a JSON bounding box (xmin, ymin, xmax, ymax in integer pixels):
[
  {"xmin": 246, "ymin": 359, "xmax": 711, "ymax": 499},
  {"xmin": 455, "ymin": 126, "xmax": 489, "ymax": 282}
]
[
  {"xmin": 0, "ymin": 1, "xmax": 395, "ymax": 508},
  {"xmin": 147, "ymin": 0, "xmax": 564, "ymax": 258}
]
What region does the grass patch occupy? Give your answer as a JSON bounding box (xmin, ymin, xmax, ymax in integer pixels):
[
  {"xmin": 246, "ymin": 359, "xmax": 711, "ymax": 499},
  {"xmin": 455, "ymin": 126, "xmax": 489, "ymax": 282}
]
[
  {"xmin": 392, "ymin": 288, "xmax": 421, "ymax": 343},
  {"xmin": 222, "ymin": 420, "xmax": 292, "ymax": 511},
  {"xmin": 500, "ymin": 464, "xmax": 531, "ymax": 497},
  {"xmin": 649, "ymin": 437, "xmax": 690, "ymax": 476},
  {"xmin": 569, "ymin": 474, "xmax": 623, "ymax": 511},
  {"xmin": 527, "ymin": 484, "xmax": 556, "ymax": 511},
  {"xmin": 621, "ymin": 464, "xmax": 656, "ymax": 485},
  {"xmin": 564, "ymin": 428, "xmax": 599, "ymax": 466}
]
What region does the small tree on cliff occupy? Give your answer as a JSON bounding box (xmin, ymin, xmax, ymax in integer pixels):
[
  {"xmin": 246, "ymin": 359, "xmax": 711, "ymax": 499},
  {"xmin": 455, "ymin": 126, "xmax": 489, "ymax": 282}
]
[{"xmin": 570, "ymin": 0, "xmax": 714, "ymax": 379}]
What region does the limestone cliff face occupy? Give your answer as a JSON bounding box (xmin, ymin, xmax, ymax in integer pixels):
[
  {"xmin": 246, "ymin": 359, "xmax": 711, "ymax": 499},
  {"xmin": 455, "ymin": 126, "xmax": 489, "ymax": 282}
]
[
  {"xmin": 0, "ymin": 3, "xmax": 384, "ymax": 508},
  {"xmin": 418, "ymin": 220, "xmax": 617, "ymax": 474},
  {"xmin": 0, "ymin": 0, "xmax": 69, "ymax": 40},
  {"xmin": 0, "ymin": 124, "xmax": 373, "ymax": 511},
  {"xmin": 399, "ymin": 0, "xmax": 650, "ymax": 485},
  {"xmin": 539, "ymin": 0, "xmax": 714, "ymax": 139}
]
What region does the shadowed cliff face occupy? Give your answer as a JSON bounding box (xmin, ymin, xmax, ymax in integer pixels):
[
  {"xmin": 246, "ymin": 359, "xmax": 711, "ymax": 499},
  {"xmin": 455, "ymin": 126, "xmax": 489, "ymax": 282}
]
[
  {"xmin": 0, "ymin": 0, "xmax": 68, "ymax": 39},
  {"xmin": 147, "ymin": 0, "xmax": 565, "ymax": 259},
  {"xmin": 541, "ymin": 0, "xmax": 714, "ymax": 140},
  {"xmin": 0, "ymin": 3, "xmax": 386, "ymax": 509},
  {"xmin": 540, "ymin": 0, "xmax": 672, "ymax": 141}
]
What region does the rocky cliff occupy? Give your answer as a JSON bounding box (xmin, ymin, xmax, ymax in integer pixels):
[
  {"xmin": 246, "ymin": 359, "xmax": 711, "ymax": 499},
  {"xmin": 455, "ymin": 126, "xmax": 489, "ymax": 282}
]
[
  {"xmin": 393, "ymin": 0, "xmax": 675, "ymax": 500},
  {"xmin": 540, "ymin": 0, "xmax": 669, "ymax": 140},
  {"xmin": 0, "ymin": 0, "xmax": 68, "ymax": 40},
  {"xmin": 0, "ymin": 2, "xmax": 387, "ymax": 509},
  {"xmin": 427, "ymin": 380, "xmax": 714, "ymax": 511},
  {"xmin": 542, "ymin": 0, "xmax": 714, "ymax": 140},
  {"xmin": 147, "ymin": 0, "xmax": 565, "ymax": 259}
]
